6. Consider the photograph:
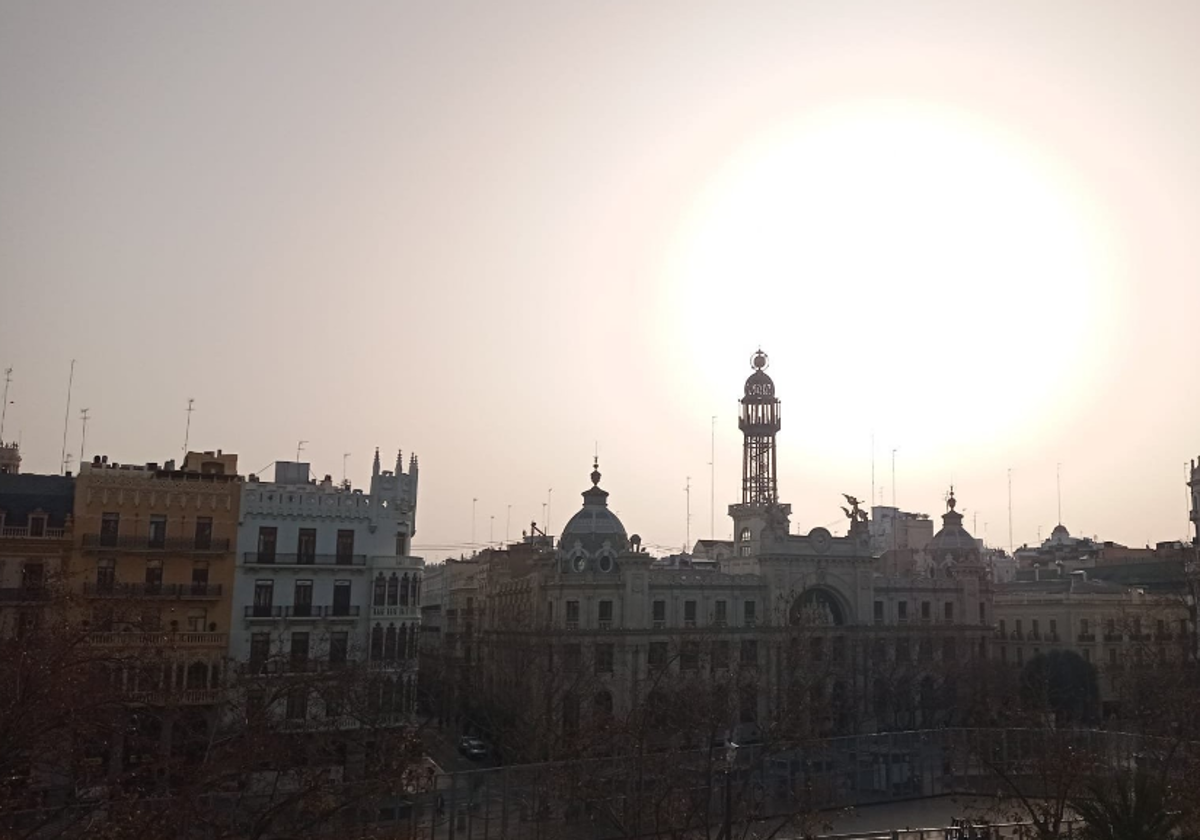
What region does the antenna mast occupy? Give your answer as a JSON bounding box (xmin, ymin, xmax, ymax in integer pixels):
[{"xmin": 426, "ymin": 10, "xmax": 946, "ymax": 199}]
[
  {"xmin": 342, "ymin": 452, "xmax": 350, "ymax": 484},
  {"xmin": 1007, "ymin": 468, "xmax": 1014, "ymax": 554},
  {"xmin": 79, "ymin": 408, "xmax": 90, "ymax": 467},
  {"xmin": 710, "ymin": 415, "xmax": 716, "ymax": 540},
  {"xmin": 59, "ymin": 359, "xmax": 75, "ymax": 475},
  {"xmin": 183, "ymin": 398, "xmax": 195, "ymax": 454},
  {"xmin": 0, "ymin": 367, "xmax": 11, "ymax": 442},
  {"xmin": 685, "ymin": 476, "xmax": 691, "ymax": 549}
]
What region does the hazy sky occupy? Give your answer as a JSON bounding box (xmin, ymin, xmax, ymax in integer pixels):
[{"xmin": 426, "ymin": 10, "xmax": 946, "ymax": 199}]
[{"xmin": 3, "ymin": 2, "xmax": 1198, "ymax": 557}]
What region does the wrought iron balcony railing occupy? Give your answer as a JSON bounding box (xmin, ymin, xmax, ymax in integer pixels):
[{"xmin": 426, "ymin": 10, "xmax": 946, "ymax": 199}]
[
  {"xmin": 0, "ymin": 587, "xmax": 51, "ymax": 602},
  {"xmin": 83, "ymin": 582, "xmax": 223, "ymax": 599},
  {"xmin": 82, "ymin": 534, "xmax": 230, "ymax": 552},
  {"xmin": 242, "ymin": 552, "xmax": 367, "ymax": 567}
]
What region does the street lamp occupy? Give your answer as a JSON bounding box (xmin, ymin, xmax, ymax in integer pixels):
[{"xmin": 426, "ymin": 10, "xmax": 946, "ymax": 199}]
[{"xmin": 722, "ymin": 740, "xmax": 739, "ymax": 840}]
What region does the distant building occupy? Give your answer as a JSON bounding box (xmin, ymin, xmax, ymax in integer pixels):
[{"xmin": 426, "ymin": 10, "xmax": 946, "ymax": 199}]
[
  {"xmin": 869, "ymin": 506, "xmax": 933, "ymax": 556},
  {"xmin": 0, "ymin": 441, "xmax": 20, "ymax": 475},
  {"xmin": 0, "ymin": 471, "xmax": 74, "ymax": 638},
  {"xmin": 993, "ymin": 570, "xmax": 1192, "ymax": 715},
  {"xmin": 428, "ymin": 351, "xmax": 995, "ymax": 759},
  {"xmin": 231, "ymin": 448, "xmax": 422, "ymax": 725}
]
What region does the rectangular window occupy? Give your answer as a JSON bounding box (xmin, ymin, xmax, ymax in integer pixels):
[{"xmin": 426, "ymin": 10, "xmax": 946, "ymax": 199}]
[
  {"xmin": 564, "ymin": 643, "xmax": 582, "ymax": 672},
  {"xmin": 873, "ymin": 600, "xmax": 884, "ymax": 624},
  {"xmin": 648, "ymin": 641, "xmax": 668, "ymax": 669},
  {"xmin": 290, "ymin": 632, "xmax": 310, "ymax": 672},
  {"xmin": 253, "ymin": 580, "xmax": 275, "ymax": 617},
  {"xmin": 566, "ymin": 600, "xmax": 580, "ymax": 629},
  {"xmin": 332, "ymin": 581, "xmax": 351, "ymax": 616},
  {"xmin": 194, "ymin": 517, "xmax": 213, "ymax": 550},
  {"xmin": 20, "ymin": 562, "xmax": 44, "ymax": 591},
  {"xmin": 743, "ymin": 600, "xmax": 757, "ymax": 627},
  {"xmin": 652, "ymin": 600, "xmax": 666, "ymax": 627},
  {"xmin": 595, "ymin": 643, "xmax": 614, "ymax": 674},
  {"xmin": 293, "ymin": 580, "xmax": 313, "ymax": 617},
  {"xmin": 144, "ymin": 559, "xmax": 163, "ymax": 591},
  {"xmin": 1049, "ymin": 619, "xmax": 1057, "ymax": 639},
  {"xmin": 1016, "ymin": 619, "xmax": 1023, "ymax": 638},
  {"xmin": 684, "ymin": 600, "xmax": 697, "ymax": 627},
  {"xmin": 979, "ymin": 601, "xmax": 986, "ymax": 622},
  {"xmin": 191, "ymin": 561, "xmax": 209, "ymax": 593},
  {"xmin": 921, "ymin": 601, "xmax": 931, "ymax": 621},
  {"xmin": 546, "ymin": 601, "xmax": 553, "ymax": 626},
  {"xmin": 999, "ymin": 619, "xmax": 1007, "ymax": 636},
  {"xmin": 286, "ymin": 688, "xmax": 308, "ymax": 721},
  {"xmin": 714, "ymin": 600, "xmax": 727, "ymax": 626},
  {"xmin": 713, "ymin": 640, "xmax": 730, "ymax": 670},
  {"xmin": 898, "ymin": 601, "xmax": 908, "ymax": 622},
  {"xmin": 1017, "ymin": 647, "xmax": 1024, "ymax": 665},
  {"xmin": 598, "ymin": 600, "xmax": 613, "ymax": 629},
  {"xmin": 944, "ymin": 602, "xmax": 954, "ymax": 622},
  {"xmin": 918, "ymin": 639, "xmax": 932, "ymax": 661},
  {"xmin": 1082, "ymin": 647, "xmax": 1091, "ymax": 663},
  {"xmin": 1080, "ymin": 618, "xmax": 1090, "ymax": 636},
  {"xmin": 297, "ymin": 528, "xmax": 317, "ymax": 564},
  {"xmin": 896, "ymin": 638, "xmax": 911, "ymax": 663},
  {"xmin": 249, "ymin": 632, "xmax": 270, "ymax": 673},
  {"xmin": 100, "ymin": 512, "xmax": 120, "ymax": 547},
  {"xmin": 1000, "ymin": 646, "xmax": 1008, "ymax": 663},
  {"xmin": 28, "ymin": 516, "xmax": 45, "ymax": 538},
  {"xmin": 395, "ymin": 533, "xmax": 406, "ymax": 557},
  {"xmin": 257, "ymin": 527, "xmax": 277, "ymax": 563},
  {"xmin": 1109, "ymin": 648, "xmax": 1118, "ymax": 666},
  {"xmin": 330, "ymin": 631, "xmax": 349, "ymax": 665},
  {"xmin": 148, "ymin": 515, "xmax": 167, "ymax": 549},
  {"xmin": 186, "ymin": 608, "xmax": 206, "ymax": 632},
  {"xmin": 740, "ymin": 639, "xmax": 758, "ymax": 666},
  {"xmin": 680, "ymin": 641, "xmax": 700, "ymax": 670},
  {"xmin": 336, "ymin": 530, "xmax": 355, "ymax": 564},
  {"xmin": 943, "ymin": 637, "xmax": 957, "ymax": 662},
  {"xmin": 1032, "ymin": 619, "xmax": 1040, "ymax": 639},
  {"xmin": 739, "ymin": 686, "xmax": 756, "ymax": 724}
]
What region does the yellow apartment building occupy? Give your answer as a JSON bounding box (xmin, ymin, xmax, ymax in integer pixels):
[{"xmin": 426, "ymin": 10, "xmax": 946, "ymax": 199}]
[{"xmin": 73, "ymin": 450, "xmax": 241, "ymax": 707}]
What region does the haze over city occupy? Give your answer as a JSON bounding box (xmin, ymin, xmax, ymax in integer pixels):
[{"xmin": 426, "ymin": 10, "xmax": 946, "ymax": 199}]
[{"xmin": 3, "ymin": 1, "xmax": 1199, "ymax": 555}]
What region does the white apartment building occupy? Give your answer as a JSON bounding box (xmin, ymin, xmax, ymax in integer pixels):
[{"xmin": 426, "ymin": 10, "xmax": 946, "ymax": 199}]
[{"xmin": 230, "ymin": 449, "xmax": 422, "ymax": 723}]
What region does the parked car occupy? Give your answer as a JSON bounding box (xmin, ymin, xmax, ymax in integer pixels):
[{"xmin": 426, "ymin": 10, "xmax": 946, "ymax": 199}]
[{"xmin": 458, "ymin": 737, "xmax": 488, "ymax": 760}]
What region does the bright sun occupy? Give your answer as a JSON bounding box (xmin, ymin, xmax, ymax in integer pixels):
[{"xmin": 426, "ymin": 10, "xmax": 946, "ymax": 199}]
[{"xmin": 664, "ymin": 101, "xmax": 1117, "ymax": 458}]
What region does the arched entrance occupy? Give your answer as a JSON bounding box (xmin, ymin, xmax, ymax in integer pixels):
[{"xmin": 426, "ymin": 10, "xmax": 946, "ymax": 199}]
[{"xmin": 789, "ymin": 587, "xmax": 846, "ymax": 626}]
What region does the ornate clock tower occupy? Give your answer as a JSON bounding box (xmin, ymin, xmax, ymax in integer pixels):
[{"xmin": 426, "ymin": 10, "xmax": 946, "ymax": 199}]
[{"xmin": 729, "ymin": 350, "xmax": 791, "ymax": 558}]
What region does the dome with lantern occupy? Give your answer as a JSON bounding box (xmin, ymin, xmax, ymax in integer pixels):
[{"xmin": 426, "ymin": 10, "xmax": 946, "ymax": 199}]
[
  {"xmin": 557, "ymin": 459, "xmax": 628, "ymax": 572},
  {"xmin": 926, "ymin": 487, "xmax": 980, "ymax": 563}
]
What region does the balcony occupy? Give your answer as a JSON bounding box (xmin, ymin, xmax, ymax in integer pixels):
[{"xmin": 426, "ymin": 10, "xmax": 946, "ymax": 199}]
[
  {"xmin": 598, "ymin": 619, "xmax": 613, "ymax": 630},
  {"xmin": 0, "ymin": 587, "xmax": 51, "ymax": 603},
  {"xmin": 1010, "ymin": 631, "xmax": 1024, "ymax": 641},
  {"xmin": 129, "ymin": 688, "xmax": 223, "ymax": 706},
  {"xmin": 283, "ymin": 605, "xmax": 362, "ymax": 620},
  {"xmin": 242, "ymin": 659, "xmax": 350, "ymax": 677},
  {"xmin": 1155, "ymin": 631, "xmax": 1174, "ymax": 641},
  {"xmin": 1078, "ymin": 633, "xmax": 1096, "ymax": 642},
  {"xmin": 1, "ymin": 525, "xmax": 66, "ymax": 540},
  {"xmin": 245, "ymin": 605, "xmax": 282, "ymax": 620},
  {"xmin": 83, "ymin": 582, "xmax": 223, "ymax": 599},
  {"xmin": 370, "ymin": 604, "xmax": 420, "ymax": 620},
  {"xmin": 1104, "ymin": 633, "xmax": 1123, "ymax": 643},
  {"xmin": 82, "ymin": 534, "xmax": 231, "ymax": 553},
  {"xmin": 242, "ymin": 552, "xmax": 366, "ymax": 567},
  {"xmin": 86, "ymin": 631, "xmax": 228, "ymax": 649}
]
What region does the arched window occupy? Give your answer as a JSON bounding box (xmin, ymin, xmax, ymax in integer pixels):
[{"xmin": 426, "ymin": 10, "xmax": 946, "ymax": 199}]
[
  {"xmin": 384, "ymin": 624, "xmax": 397, "ymax": 661},
  {"xmin": 739, "ymin": 527, "xmax": 751, "ymax": 543},
  {"xmin": 373, "ymin": 574, "xmax": 386, "ymax": 607},
  {"xmin": 387, "ymin": 574, "xmax": 399, "ymax": 606},
  {"xmin": 400, "ymin": 573, "xmax": 409, "ymax": 607},
  {"xmin": 398, "ymin": 624, "xmax": 408, "ymax": 660},
  {"xmin": 414, "ymin": 576, "xmax": 421, "ymax": 606},
  {"xmin": 370, "ymin": 624, "xmax": 383, "ymax": 660}
]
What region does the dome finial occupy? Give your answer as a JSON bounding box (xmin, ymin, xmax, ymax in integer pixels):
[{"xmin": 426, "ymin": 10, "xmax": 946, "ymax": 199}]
[
  {"xmin": 591, "ymin": 457, "xmax": 601, "ymax": 487},
  {"xmin": 947, "ymin": 485, "xmax": 956, "ymax": 511},
  {"xmin": 751, "ymin": 349, "xmax": 769, "ymax": 370}
]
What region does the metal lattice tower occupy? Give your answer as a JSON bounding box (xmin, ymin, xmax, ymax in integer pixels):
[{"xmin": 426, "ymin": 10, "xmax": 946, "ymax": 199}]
[{"xmin": 739, "ymin": 349, "xmax": 781, "ymax": 505}]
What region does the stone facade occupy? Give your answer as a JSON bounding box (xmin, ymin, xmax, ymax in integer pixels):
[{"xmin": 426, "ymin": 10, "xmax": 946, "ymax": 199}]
[{"xmin": 231, "ymin": 449, "xmax": 422, "ymax": 725}]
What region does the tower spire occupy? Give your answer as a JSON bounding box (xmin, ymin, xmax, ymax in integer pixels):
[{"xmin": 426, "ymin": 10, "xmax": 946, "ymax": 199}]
[
  {"xmin": 739, "ymin": 349, "xmax": 781, "ymax": 505},
  {"xmin": 372, "ymin": 448, "xmax": 380, "ymax": 477}
]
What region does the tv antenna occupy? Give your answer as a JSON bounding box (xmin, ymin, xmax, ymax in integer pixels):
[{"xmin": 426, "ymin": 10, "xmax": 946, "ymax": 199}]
[
  {"xmin": 79, "ymin": 408, "xmax": 91, "ymax": 466},
  {"xmin": 0, "ymin": 367, "xmax": 11, "ymax": 442},
  {"xmin": 59, "ymin": 359, "xmax": 75, "ymax": 475}
]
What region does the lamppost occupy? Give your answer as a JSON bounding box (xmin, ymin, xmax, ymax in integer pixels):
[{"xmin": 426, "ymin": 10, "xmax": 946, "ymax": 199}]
[{"xmin": 722, "ymin": 741, "xmax": 739, "ymax": 840}]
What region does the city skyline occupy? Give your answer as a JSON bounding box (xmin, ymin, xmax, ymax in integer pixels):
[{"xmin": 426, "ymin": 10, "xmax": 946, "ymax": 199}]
[{"xmin": 3, "ymin": 2, "xmax": 1199, "ymax": 554}]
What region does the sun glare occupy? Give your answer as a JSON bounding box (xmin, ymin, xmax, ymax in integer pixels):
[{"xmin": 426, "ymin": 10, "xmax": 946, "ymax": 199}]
[{"xmin": 663, "ymin": 102, "xmax": 1116, "ymax": 457}]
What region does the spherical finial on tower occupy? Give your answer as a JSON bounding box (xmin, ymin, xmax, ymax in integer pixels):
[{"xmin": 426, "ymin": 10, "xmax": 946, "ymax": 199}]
[
  {"xmin": 591, "ymin": 457, "xmax": 601, "ymax": 487},
  {"xmin": 947, "ymin": 486, "xmax": 957, "ymax": 511},
  {"xmin": 751, "ymin": 349, "xmax": 769, "ymax": 371}
]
